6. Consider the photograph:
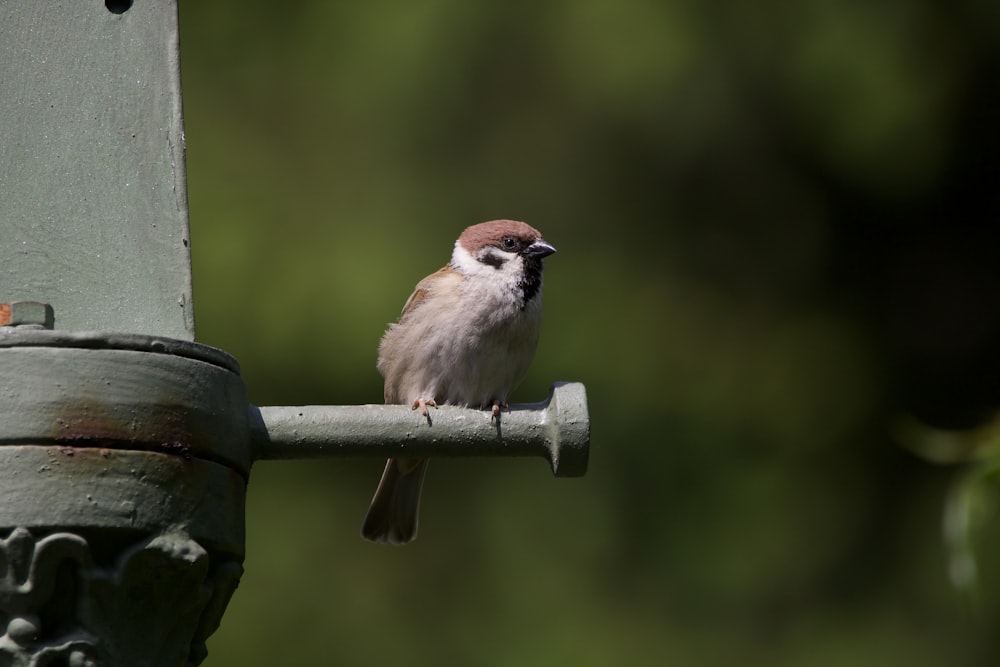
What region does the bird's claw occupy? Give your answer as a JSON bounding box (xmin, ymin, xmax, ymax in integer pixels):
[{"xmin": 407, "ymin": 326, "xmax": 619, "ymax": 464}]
[
  {"xmin": 411, "ymin": 398, "xmax": 437, "ymax": 419},
  {"xmin": 490, "ymin": 400, "xmax": 508, "ymax": 423}
]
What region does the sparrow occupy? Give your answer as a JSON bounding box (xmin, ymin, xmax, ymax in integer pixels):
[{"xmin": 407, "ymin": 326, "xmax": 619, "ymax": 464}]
[{"xmin": 361, "ymin": 219, "xmax": 557, "ymax": 544}]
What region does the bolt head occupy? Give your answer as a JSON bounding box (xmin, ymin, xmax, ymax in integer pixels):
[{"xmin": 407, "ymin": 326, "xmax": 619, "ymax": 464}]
[{"xmin": 0, "ymin": 301, "xmax": 54, "ymax": 329}]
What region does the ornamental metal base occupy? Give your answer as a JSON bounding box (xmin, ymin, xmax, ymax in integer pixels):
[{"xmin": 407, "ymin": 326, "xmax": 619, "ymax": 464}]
[{"xmin": 0, "ymin": 333, "xmax": 249, "ymax": 667}]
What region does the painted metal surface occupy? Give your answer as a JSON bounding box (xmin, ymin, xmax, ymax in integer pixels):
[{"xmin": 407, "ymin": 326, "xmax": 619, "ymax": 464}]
[
  {"xmin": 0, "ymin": 329, "xmax": 251, "ymax": 475},
  {"xmin": 251, "ymin": 382, "xmax": 590, "ymax": 476},
  {"xmin": 0, "ymin": 332, "xmax": 246, "ymax": 666},
  {"xmin": 0, "ymin": 1, "xmax": 193, "ymax": 338}
]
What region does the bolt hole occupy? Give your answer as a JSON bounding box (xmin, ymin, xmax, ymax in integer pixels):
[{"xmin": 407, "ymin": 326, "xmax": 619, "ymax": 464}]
[{"xmin": 105, "ymin": 0, "xmax": 133, "ymax": 14}]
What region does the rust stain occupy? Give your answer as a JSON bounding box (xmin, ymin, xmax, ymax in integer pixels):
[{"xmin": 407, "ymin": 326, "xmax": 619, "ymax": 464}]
[
  {"xmin": 52, "ymin": 397, "xmax": 196, "ymax": 462},
  {"xmin": 0, "ymin": 303, "xmax": 10, "ymax": 326},
  {"xmin": 52, "ymin": 399, "xmax": 133, "ymax": 443}
]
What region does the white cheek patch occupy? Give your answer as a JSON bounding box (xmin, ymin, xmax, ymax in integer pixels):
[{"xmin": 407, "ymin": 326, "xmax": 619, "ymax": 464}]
[
  {"xmin": 452, "ymin": 243, "xmax": 518, "ymax": 278},
  {"xmin": 451, "ymin": 243, "xmax": 487, "ymax": 275},
  {"xmin": 450, "ymin": 242, "xmax": 529, "ymax": 307}
]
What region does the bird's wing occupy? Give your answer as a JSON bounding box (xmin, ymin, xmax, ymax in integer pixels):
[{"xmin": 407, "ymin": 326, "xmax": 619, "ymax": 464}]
[{"xmin": 398, "ymin": 265, "xmax": 457, "ymax": 321}]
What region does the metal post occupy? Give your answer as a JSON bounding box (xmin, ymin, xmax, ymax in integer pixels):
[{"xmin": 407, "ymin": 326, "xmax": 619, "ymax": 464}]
[
  {"xmin": 1, "ymin": 0, "xmax": 194, "ymax": 339},
  {"xmin": 0, "ymin": 3, "xmax": 590, "ymax": 667}
]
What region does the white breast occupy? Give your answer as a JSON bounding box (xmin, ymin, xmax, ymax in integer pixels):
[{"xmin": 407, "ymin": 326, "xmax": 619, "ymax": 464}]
[{"xmin": 377, "ymin": 246, "xmax": 544, "ymax": 408}]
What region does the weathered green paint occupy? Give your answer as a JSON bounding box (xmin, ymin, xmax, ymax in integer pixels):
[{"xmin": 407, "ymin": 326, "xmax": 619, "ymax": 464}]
[
  {"xmin": 0, "ymin": 447, "xmax": 245, "ymax": 559},
  {"xmin": 0, "ymin": 329, "xmax": 251, "ymax": 475},
  {"xmin": 0, "ymin": 1, "xmax": 193, "ymax": 339},
  {"xmin": 0, "ymin": 332, "xmax": 246, "ymax": 665}
]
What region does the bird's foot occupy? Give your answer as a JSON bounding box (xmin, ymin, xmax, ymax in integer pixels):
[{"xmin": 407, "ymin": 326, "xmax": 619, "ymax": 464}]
[
  {"xmin": 411, "ymin": 398, "xmax": 437, "ymax": 422},
  {"xmin": 490, "ymin": 400, "xmax": 508, "ymax": 423}
]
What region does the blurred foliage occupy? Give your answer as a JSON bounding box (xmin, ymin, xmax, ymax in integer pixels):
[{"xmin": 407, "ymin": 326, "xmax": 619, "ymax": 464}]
[{"xmin": 177, "ymin": 0, "xmax": 1000, "ymax": 665}]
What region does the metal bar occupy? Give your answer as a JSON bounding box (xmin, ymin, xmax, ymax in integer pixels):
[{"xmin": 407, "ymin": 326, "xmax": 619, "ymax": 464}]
[{"xmin": 249, "ymin": 382, "xmax": 589, "ymax": 477}]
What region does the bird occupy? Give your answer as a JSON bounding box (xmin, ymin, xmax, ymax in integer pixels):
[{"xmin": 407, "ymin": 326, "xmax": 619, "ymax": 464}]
[{"xmin": 361, "ymin": 219, "xmax": 557, "ymax": 544}]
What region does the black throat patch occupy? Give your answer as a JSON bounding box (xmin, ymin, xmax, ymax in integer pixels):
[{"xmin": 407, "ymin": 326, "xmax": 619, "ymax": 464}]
[{"xmin": 518, "ymin": 259, "xmax": 544, "ymax": 306}]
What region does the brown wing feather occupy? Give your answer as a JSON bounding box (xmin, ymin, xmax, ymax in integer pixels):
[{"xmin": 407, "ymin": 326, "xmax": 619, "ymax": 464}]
[{"xmin": 398, "ymin": 265, "xmax": 452, "ymax": 321}]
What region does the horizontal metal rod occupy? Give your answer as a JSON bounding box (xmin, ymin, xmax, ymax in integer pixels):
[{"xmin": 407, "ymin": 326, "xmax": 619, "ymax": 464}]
[{"xmin": 248, "ymin": 382, "xmax": 589, "ymax": 477}]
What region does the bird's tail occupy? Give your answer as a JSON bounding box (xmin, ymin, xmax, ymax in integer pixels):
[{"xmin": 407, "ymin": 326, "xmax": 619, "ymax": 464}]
[{"xmin": 361, "ymin": 457, "xmax": 428, "ymax": 545}]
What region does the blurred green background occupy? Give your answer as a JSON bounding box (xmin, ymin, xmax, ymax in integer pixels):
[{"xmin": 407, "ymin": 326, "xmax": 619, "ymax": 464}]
[{"xmin": 177, "ymin": 1, "xmax": 1000, "ymax": 665}]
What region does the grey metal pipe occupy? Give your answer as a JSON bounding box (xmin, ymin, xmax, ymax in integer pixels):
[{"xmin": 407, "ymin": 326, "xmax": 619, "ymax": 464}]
[{"xmin": 249, "ymin": 382, "xmax": 589, "ymax": 477}]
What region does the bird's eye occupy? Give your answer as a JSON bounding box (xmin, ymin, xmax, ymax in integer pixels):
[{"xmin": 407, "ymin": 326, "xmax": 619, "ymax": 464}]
[{"xmin": 500, "ymin": 236, "xmax": 519, "ymax": 251}]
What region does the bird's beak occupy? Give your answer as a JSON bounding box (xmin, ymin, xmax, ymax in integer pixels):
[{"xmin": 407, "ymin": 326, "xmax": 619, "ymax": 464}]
[{"xmin": 523, "ymin": 239, "xmax": 556, "ymax": 259}]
